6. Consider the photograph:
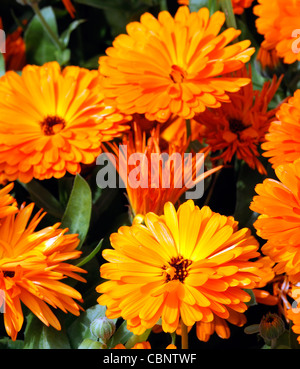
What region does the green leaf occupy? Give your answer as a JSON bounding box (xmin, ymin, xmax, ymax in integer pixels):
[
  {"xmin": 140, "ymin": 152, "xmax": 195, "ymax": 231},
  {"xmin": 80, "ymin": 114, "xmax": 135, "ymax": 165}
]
[
  {"xmin": 59, "ymin": 19, "xmax": 86, "ymax": 48},
  {"xmin": 67, "ymin": 304, "xmax": 115, "ymax": 349},
  {"xmin": 107, "ymin": 320, "xmax": 134, "ymax": 349},
  {"xmin": 61, "ymin": 174, "xmax": 92, "ymax": 249},
  {"xmin": 0, "ymin": 52, "xmax": 5, "ymax": 77},
  {"xmin": 75, "ymin": 238, "xmax": 103, "ymax": 267},
  {"xmin": 23, "ymin": 313, "xmax": 71, "ymax": 349},
  {"xmin": 20, "ymin": 179, "xmax": 64, "ymax": 219},
  {"xmin": 24, "ymin": 6, "xmax": 60, "ymax": 65},
  {"xmin": 244, "ymin": 288, "xmax": 257, "ymax": 307}
]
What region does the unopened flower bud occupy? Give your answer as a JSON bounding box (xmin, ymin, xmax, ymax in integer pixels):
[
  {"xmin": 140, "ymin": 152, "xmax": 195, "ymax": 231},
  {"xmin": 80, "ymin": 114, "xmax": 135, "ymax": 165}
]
[
  {"xmin": 259, "ymin": 313, "xmax": 285, "ymax": 341},
  {"xmin": 90, "ymin": 317, "xmax": 116, "ymax": 344}
]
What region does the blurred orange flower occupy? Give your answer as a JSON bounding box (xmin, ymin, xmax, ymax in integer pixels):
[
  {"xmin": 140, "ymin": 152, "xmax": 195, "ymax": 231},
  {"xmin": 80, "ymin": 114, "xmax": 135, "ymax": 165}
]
[
  {"xmin": 0, "ymin": 18, "xmax": 26, "ymax": 71},
  {"xmin": 194, "ymin": 66, "xmax": 282, "ymax": 175},
  {"xmin": 256, "ymin": 45, "xmax": 281, "ymax": 72},
  {"xmin": 254, "ymin": 0, "xmax": 300, "ymax": 64},
  {"xmin": 262, "ymin": 89, "xmax": 300, "ymax": 168},
  {"xmin": 0, "ymin": 202, "xmax": 86, "ymax": 341},
  {"xmin": 99, "ymin": 6, "xmax": 254, "ymax": 123},
  {"xmin": 232, "ymin": 0, "xmax": 254, "ymax": 15},
  {"xmin": 0, "ymin": 62, "xmax": 130, "ymax": 183},
  {"xmin": 250, "ymin": 161, "xmax": 300, "ymax": 283},
  {"xmin": 97, "ymin": 200, "xmax": 261, "ymax": 335}
]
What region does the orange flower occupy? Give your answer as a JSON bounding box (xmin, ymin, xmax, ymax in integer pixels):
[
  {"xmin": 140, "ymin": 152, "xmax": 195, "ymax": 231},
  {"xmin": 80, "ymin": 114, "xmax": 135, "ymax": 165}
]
[
  {"xmin": 62, "ymin": 0, "xmax": 76, "ymax": 18},
  {"xmin": 232, "ymin": 0, "xmax": 254, "ymax": 15},
  {"xmin": 287, "ymin": 307, "xmax": 300, "ymax": 343},
  {"xmin": 103, "ymin": 121, "xmax": 221, "ymax": 217},
  {"xmin": 0, "ymin": 18, "xmax": 26, "ymax": 71},
  {"xmin": 99, "ymin": 6, "xmax": 255, "ymax": 123},
  {"xmin": 250, "ymin": 161, "xmax": 300, "ymax": 283},
  {"xmin": 262, "ymin": 89, "xmax": 300, "ymax": 168},
  {"xmin": 0, "ymin": 62, "xmax": 130, "ymax": 183},
  {"xmin": 0, "ymin": 183, "xmax": 18, "ymax": 219},
  {"xmin": 194, "ymin": 66, "xmax": 282, "ymax": 175},
  {"xmin": 254, "ymin": 0, "xmax": 300, "ymax": 64},
  {"xmin": 97, "ymin": 200, "xmax": 261, "ymax": 335},
  {"xmin": 0, "ymin": 202, "xmax": 86, "ymax": 341}
]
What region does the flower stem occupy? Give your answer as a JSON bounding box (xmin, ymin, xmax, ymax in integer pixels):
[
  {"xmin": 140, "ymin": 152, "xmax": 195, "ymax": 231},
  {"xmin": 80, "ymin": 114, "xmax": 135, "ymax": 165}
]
[
  {"xmin": 218, "ymin": 0, "xmax": 237, "ymax": 29},
  {"xmin": 160, "ymin": 0, "xmax": 168, "ymax": 11},
  {"xmin": 181, "ymin": 321, "xmax": 189, "ymax": 349},
  {"xmin": 30, "ymin": 2, "xmax": 64, "ymax": 51}
]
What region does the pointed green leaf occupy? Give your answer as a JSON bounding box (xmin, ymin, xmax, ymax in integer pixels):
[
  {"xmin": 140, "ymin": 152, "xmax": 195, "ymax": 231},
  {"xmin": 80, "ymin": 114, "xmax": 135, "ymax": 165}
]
[
  {"xmin": 61, "ymin": 174, "xmax": 92, "ymax": 249},
  {"xmin": 76, "ymin": 239, "xmax": 103, "ymax": 267}
]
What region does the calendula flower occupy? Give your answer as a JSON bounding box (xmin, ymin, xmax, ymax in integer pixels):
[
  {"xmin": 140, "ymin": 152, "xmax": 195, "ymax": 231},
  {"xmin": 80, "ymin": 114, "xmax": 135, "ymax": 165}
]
[
  {"xmin": 232, "ymin": 0, "xmax": 254, "ymax": 15},
  {"xmin": 0, "ymin": 18, "xmax": 26, "ymax": 71},
  {"xmin": 99, "ymin": 6, "xmax": 255, "ymax": 123},
  {"xmin": 0, "ymin": 202, "xmax": 86, "ymax": 341},
  {"xmin": 0, "ymin": 61, "xmax": 130, "ymax": 183},
  {"xmin": 62, "ymin": 0, "xmax": 76, "ymax": 18},
  {"xmin": 97, "ymin": 200, "xmax": 261, "ymax": 335},
  {"xmin": 262, "ymin": 89, "xmax": 300, "ymax": 168},
  {"xmin": 194, "ymin": 66, "xmax": 282, "ymax": 175},
  {"xmin": 254, "ymin": 0, "xmax": 300, "ymax": 64},
  {"xmin": 103, "ymin": 121, "xmax": 221, "ymax": 217},
  {"xmin": 0, "ymin": 183, "xmax": 18, "ymax": 219},
  {"xmin": 250, "ymin": 161, "xmax": 300, "ymax": 283}
]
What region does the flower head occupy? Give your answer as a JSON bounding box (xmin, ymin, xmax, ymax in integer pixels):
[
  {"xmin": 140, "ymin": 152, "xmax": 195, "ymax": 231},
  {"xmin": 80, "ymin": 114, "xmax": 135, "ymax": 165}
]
[
  {"xmin": 99, "ymin": 6, "xmax": 255, "ymax": 123},
  {"xmin": 194, "ymin": 66, "xmax": 282, "ymax": 174},
  {"xmin": 254, "ymin": 0, "xmax": 300, "ymax": 64},
  {"xmin": 103, "ymin": 121, "xmax": 221, "ymax": 217},
  {"xmin": 262, "ymin": 89, "xmax": 300, "ymax": 168},
  {"xmin": 232, "ymin": 0, "xmax": 254, "ymax": 15},
  {"xmin": 0, "ymin": 18, "xmax": 26, "ymax": 71},
  {"xmin": 97, "ymin": 200, "xmax": 261, "ymax": 335},
  {"xmin": 0, "ymin": 202, "xmax": 86, "ymax": 341},
  {"xmin": 250, "ymin": 161, "xmax": 300, "ymax": 283},
  {"xmin": 0, "ymin": 62, "xmax": 130, "ymax": 183}
]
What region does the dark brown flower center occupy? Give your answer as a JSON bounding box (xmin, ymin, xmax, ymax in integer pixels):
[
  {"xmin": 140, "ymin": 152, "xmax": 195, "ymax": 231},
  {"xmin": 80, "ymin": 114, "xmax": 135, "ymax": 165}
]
[
  {"xmin": 3, "ymin": 271, "xmax": 15, "ymax": 278},
  {"xmin": 163, "ymin": 255, "xmax": 192, "ymax": 283},
  {"xmin": 169, "ymin": 65, "xmax": 186, "ymax": 84},
  {"xmin": 40, "ymin": 115, "xmax": 66, "ymax": 136},
  {"xmin": 229, "ymin": 119, "xmax": 247, "ymax": 134}
]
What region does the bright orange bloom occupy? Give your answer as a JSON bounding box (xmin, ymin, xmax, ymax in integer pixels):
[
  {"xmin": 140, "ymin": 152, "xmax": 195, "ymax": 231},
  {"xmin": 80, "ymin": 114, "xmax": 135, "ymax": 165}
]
[
  {"xmin": 0, "ymin": 18, "xmax": 26, "ymax": 71},
  {"xmin": 262, "ymin": 89, "xmax": 300, "ymax": 168},
  {"xmin": 254, "ymin": 0, "xmax": 300, "ymax": 64},
  {"xmin": 177, "ymin": 0, "xmax": 189, "ymax": 5},
  {"xmin": 97, "ymin": 200, "xmax": 261, "ymax": 335},
  {"xmin": 232, "ymin": 0, "xmax": 254, "ymax": 15},
  {"xmin": 250, "ymin": 161, "xmax": 300, "ymax": 283},
  {"xmin": 62, "ymin": 0, "xmax": 76, "ymax": 18},
  {"xmin": 0, "ymin": 62, "xmax": 130, "ymax": 183},
  {"xmin": 99, "ymin": 6, "xmax": 255, "ymax": 123},
  {"xmin": 194, "ymin": 66, "xmax": 282, "ymax": 175},
  {"xmin": 0, "ymin": 202, "xmax": 86, "ymax": 341},
  {"xmin": 103, "ymin": 121, "xmax": 221, "ymax": 217},
  {"xmin": 0, "ymin": 183, "xmax": 18, "ymax": 219}
]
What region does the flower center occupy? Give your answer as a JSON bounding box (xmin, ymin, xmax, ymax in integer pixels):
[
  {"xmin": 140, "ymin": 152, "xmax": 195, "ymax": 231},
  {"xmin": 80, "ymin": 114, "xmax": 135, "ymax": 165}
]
[
  {"xmin": 40, "ymin": 115, "xmax": 66, "ymax": 136},
  {"xmin": 229, "ymin": 119, "xmax": 247, "ymax": 134},
  {"xmin": 3, "ymin": 271, "xmax": 15, "ymax": 278},
  {"xmin": 163, "ymin": 255, "xmax": 192, "ymax": 283},
  {"xmin": 169, "ymin": 65, "xmax": 186, "ymax": 84}
]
